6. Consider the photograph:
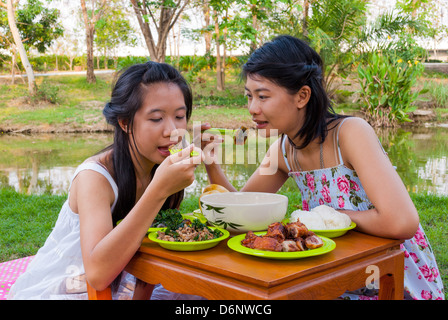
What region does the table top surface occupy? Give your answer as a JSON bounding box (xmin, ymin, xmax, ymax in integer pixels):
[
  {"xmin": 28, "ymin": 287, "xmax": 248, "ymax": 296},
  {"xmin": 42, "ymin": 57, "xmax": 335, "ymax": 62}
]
[{"xmin": 136, "ymin": 231, "xmax": 403, "ymax": 288}]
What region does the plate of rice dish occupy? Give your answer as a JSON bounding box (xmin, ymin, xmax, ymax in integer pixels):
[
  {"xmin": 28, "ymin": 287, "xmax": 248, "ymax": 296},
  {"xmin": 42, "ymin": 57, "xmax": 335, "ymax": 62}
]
[{"xmin": 289, "ymin": 205, "xmax": 356, "ymax": 238}]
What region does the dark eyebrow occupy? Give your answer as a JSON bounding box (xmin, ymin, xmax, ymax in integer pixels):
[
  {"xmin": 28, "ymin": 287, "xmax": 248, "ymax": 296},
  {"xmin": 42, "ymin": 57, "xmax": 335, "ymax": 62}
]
[
  {"xmin": 147, "ymin": 106, "xmax": 187, "ymax": 115},
  {"xmin": 244, "ymin": 86, "xmax": 271, "ymax": 93}
]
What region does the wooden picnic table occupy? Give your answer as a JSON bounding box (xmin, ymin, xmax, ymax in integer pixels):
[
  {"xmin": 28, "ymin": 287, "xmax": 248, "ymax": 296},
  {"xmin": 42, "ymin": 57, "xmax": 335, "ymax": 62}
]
[{"xmin": 114, "ymin": 230, "xmax": 404, "ymax": 300}]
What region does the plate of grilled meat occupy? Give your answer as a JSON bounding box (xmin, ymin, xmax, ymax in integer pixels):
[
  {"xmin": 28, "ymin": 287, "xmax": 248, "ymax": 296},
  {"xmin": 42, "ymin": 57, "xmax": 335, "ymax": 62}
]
[{"xmin": 227, "ymin": 221, "xmax": 336, "ymax": 260}]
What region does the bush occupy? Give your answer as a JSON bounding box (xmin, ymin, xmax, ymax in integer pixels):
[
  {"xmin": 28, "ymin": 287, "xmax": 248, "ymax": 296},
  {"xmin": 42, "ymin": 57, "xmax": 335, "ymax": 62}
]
[
  {"xmin": 31, "ymin": 81, "xmax": 60, "ymax": 104},
  {"xmin": 356, "ymin": 52, "xmax": 427, "ymax": 126}
]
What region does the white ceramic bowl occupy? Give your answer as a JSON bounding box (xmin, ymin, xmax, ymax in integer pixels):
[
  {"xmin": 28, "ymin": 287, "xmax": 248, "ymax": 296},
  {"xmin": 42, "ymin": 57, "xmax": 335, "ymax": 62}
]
[{"xmin": 199, "ymin": 192, "xmax": 288, "ymax": 233}]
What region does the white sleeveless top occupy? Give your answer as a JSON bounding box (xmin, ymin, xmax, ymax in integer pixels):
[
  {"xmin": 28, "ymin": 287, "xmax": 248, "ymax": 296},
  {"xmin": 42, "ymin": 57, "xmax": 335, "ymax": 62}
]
[{"xmin": 6, "ymin": 162, "xmax": 135, "ymax": 300}]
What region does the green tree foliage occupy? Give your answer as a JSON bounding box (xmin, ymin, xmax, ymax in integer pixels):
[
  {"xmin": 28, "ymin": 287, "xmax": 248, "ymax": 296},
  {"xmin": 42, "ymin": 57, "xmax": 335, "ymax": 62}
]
[
  {"xmin": 94, "ymin": 2, "xmax": 138, "ymax": 68},
  {"xmin": 0, "ymin": 0, "xmax": 63, "ymax": 53}
]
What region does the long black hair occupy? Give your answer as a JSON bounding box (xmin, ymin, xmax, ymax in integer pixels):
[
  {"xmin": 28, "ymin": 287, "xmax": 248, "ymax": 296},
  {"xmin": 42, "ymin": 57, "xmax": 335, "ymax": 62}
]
[
  {"xmin": 242, "ymin": 35, "xmax": 345, "ymax": 149},
  {"xmin": 102, "ymin": 61, "xmax": 193, "ymax": 227}
]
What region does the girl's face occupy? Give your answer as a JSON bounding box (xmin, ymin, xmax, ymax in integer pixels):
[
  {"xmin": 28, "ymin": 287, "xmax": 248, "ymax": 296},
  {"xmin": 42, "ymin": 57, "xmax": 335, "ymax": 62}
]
[
  {"xmin": 130, "ymin": 82, "xmax": 188, "ymax": 167},
  {"xmin": 245, "ymin": 75, "xmax": 307, "ymax": 138}
]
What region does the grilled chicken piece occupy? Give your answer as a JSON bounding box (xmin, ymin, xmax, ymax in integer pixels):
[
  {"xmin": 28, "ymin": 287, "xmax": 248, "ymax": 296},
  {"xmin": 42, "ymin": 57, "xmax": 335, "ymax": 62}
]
[
  {"xmin": 295, "ymin": 237, "xmax": 307, "ymax": 251},
  {"xmin": 266, "ymin": 222, "xmax": 287, "ymax": 241},
  {"xmin": 241, "ymin": 231, "xmax": 258, "ymax": 248},
  {"xmin": 305, "ymin": 232, "xmax": 324, "ymax": 249},
  {"xmin": 252, "ymin": 236, "xmax": 282, "ymax": 252},
  {"xmin": 286, "ymin": 221, "xmax": 309, "ymax": 238},
  {"xmin": 281, "ymin": 240, "xmax": 301, "ymax": 252}
]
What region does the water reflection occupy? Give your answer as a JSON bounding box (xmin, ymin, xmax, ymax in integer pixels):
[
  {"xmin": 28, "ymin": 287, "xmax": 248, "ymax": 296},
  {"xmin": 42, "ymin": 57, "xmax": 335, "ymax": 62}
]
[
  {"xmin": 1, "ymin": 126, "xmax": 447, "ymax": 196},
  {"xmin": 376, "ymin": 126, "xmax": 448, "ymax": 196}
]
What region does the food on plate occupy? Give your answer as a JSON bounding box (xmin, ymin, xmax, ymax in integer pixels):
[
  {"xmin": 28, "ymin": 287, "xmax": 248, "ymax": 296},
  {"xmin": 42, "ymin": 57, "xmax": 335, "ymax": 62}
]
[
  {"xmin": 290, "ymin": 205, "xmax": 352, "ymax": 230},
  {"xmin": 241, "ymin": 221, "xmax": 324, "ymax": 252},
  {"xmin": 151, "ymin": 208, "xmax": 185, "ymax": 228},
  {"xmin": 156, "ymin": 215, "xmax": 223, "ymax": 242},
  {"xmin": 246, "ymin": 234, "xmax": 283, "ymax": 252}
]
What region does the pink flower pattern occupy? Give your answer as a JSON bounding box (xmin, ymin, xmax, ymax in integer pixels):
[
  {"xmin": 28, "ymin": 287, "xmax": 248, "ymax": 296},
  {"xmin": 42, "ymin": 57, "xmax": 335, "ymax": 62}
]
[
  {"xmin": 337, "ymin": 176, "xmax": 350, "ymax": 195},
  {"xmin": 306, "ymin": 173, "xmax": 315, "ymax": 193},
  {"xmin": 338, "ymin": 196, "xmax": 345, "ymax": 208}
]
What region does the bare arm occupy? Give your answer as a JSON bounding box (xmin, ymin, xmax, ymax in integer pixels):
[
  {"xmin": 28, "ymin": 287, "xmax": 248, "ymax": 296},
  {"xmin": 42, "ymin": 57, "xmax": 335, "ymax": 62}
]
[
  {"xmin": 338, "ymin": 118, "xmax": 419, "ymax": 239},
  {"xmin": 76, "ymin": 172, "xmax": 166, "ymax": 290}
]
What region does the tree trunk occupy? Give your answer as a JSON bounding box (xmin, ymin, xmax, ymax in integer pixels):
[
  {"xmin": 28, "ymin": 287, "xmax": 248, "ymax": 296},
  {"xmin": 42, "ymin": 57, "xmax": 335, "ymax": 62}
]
[
  {"xmin": 10, "ymin": 47, "xmax": 16, "ymax": 85},
  {"xmin": 130, "ymin": 0, "xmax": 190, "ymax": 63},
  {"xmin": 80, "ymin": 0, "xmax": 107, "ymax": 84},
  {"xmin": 250, "ymin": 5, "xmax": 257, "ymax": 53},
  {"xmin": 202, "ymin": 0, "xmax": 211, "ymax": 55},
  {"xmin": 130, "ymin": 0, "xmax": 158, "ymax": 59},
  {"xmin": 213, "ymin": 10, "xmax": 223, "ymax": 91},
  {"xmin": 81, "ymin": 0, "xmax": 96, "ymax": 83},
  {"xmin": 86, "ymin": 25, "xmax": 96, "ymax": 83},
  {"xmin": 222, "ymin": 10, "xmax": 228, "ymax": 86},
  {"xmin": 7, "ymin": 0, "xmax": 36, "ymax": 95},
  {"xmin": 303, "ymin": 0, "xmax": 309, "ymax": 37},
  {"xmin": 104, "ymin": 48, "xmax": 108, "ymax": 70}
]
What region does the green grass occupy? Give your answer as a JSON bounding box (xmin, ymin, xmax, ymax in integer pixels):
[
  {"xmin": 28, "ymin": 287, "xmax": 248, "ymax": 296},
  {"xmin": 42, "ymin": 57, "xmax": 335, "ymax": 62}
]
[
  {"xmin": 0, "ymin": 74, "xmax": 112, "ymax": 129},
  {"xmin": 0, "ymin": 187, "xmax": 66, "ymax": 261},
  {"xmin": 2, "ymin": 186, "xmax": 446, "ymax": 299},
  {"xmin": 422, "ymin": 80, "xmax": 448, "ymax": 108}
]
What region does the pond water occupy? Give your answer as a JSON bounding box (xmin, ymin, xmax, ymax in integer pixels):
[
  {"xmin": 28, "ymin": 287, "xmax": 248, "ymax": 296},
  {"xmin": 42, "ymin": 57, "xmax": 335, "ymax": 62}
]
[{"xmin": 0, "ymin": 125, "xmax": 447, "ymax": 197}]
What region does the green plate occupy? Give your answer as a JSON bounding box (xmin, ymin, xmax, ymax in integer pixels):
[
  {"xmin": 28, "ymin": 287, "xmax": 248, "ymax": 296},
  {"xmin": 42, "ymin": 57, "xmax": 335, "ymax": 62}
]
[
  {"xmin": 148, "ymin": 227, "xmax": 230, "ymax": 251},
  {"xmin": 310, "ymin": 222, "xmax": 357, "ymax": 238},
  {"xmin": 227, "ymin": 232, "xmax": 336, "ymax": 260}
]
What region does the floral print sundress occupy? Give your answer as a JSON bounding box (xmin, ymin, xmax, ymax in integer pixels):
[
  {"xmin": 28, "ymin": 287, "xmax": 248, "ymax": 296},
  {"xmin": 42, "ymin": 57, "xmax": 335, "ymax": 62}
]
[{"xmin": 281, "ymin": 120, "xmax": 444, "ymax": 300}]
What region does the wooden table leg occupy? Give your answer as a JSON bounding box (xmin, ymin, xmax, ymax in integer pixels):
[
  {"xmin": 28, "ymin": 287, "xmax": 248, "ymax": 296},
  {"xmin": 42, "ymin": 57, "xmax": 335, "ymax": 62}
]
[
  {"xmin": 378, "ymin": 251, "xmax": 405, "ymax": 300},
  {"xmin": 86, "ymin": 281, "xmax": 112, "ymax": 300}
]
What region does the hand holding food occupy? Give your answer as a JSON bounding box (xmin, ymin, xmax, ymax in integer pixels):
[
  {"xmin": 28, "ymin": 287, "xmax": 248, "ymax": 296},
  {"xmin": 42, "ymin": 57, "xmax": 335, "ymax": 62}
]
[{"xmin": 151, "ymin": 144, "xmax": 202, "ymax": 198}]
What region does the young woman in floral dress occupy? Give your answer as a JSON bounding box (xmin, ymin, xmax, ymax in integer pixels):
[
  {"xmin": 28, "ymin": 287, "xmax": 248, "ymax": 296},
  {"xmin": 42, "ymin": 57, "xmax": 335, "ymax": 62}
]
[{"xmin": 202, "ymin": 35, "xmax": 444, "ymax": 300}]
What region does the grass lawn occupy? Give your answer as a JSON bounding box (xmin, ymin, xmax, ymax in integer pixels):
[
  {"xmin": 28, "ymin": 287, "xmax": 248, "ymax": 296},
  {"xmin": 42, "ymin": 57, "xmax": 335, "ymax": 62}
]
[
  {"xmin": 0, "ymin": 70, "xmax": 252, "ymax": 132},
  {"xmin": 0, "ymin": 187, "xmax": 446, "ymax": 298}
]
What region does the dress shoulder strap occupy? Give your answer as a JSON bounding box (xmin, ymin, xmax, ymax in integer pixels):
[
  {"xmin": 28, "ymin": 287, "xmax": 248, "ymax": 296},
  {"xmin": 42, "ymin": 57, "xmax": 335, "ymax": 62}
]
[
  {"xmin": 70, "ymin": 161, "xmax": 118, "ymax": 211},
  {"xmin": 335, "ymin": 118, "xmax": 349, "ymax": 165},
  {"xmin": 281, "ymin": 134, "xmax": 292, "ymax": 172}
]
